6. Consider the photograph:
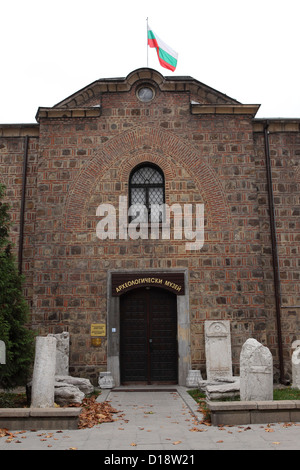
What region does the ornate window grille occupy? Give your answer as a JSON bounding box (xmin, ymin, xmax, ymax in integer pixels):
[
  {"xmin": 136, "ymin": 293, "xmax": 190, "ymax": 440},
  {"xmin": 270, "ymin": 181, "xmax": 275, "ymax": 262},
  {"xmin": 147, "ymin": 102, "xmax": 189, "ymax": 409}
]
[{"xmin": 129, "ymin": 164, "xmax": 165, "ymax": 223}]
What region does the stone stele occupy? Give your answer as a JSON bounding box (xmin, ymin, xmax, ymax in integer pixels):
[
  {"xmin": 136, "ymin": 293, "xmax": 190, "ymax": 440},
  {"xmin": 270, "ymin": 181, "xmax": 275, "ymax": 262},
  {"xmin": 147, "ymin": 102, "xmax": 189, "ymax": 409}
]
[
  {"xmin": 31, "ymin": 336, "xmax": 57, "ymax": 408},
  {"xmin": 0, "ymin": 340, "xmax": 5, "ymax": 365},
  {"xmin": 48, "ymin": 332, "xmax": 69, "ymax": 375},
  {"xmin": 292, "ymin": 345, "xmax": 300, "ymax": 389},
  {"xmin": 204, "ymin": 320, "xmax": 233, "ymax": 381},
  {"xmin": 240, "ymin": 338, "xmax": 273, "ymax": 401}
]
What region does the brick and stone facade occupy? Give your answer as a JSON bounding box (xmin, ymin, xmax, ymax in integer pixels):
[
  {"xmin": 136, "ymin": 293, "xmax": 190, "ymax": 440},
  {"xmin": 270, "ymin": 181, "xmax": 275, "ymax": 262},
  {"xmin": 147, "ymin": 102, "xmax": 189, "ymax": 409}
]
[{"xmin": 0, "ymin": 68, "xmax": 299, "ymax": 385}]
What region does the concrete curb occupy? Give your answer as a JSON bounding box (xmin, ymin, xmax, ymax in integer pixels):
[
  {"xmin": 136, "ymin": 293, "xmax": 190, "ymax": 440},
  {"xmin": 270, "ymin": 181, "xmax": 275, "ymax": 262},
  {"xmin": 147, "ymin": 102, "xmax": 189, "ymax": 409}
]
[
  {"xmin": 176, "ymin": 386, "xmax": 204, "ymax": 423},
  {"xmin": 0, "ymin": 407, "xmax": 81, "ymax": 430},
  {"xmin": 208, "ymin": 399, "xmax": 300, "ymax": 425}
]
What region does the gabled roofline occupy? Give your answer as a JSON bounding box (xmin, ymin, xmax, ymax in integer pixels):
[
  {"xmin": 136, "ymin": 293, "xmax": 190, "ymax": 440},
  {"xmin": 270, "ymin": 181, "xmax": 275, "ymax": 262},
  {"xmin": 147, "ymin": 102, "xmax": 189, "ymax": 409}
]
[{"xmin": 54, "ymin": 67, "xmax": 241, "ymax": 108}]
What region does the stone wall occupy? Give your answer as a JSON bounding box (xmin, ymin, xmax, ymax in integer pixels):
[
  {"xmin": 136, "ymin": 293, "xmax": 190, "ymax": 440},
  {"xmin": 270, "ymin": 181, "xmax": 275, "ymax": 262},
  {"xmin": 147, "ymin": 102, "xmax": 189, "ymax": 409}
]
[
  {"xmin": 0, "ymin": 126, "xmax": 39, "ymax": 306},
  {"xmin": 253, "ymin": 121, "xmax": 300, "ymax": 379}
]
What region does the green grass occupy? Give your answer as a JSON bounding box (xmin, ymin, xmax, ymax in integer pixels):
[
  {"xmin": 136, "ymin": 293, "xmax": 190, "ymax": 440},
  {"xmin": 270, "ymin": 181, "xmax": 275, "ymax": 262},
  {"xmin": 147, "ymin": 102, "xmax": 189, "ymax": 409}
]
[
  {"xmin": 188, "ymin": 386, "xmax": 300, "ymax": 403},
  {"xmin": 187, "ymin": 389, "xmax": 211, "ymax": 422},
  {"xmin": 187, "ymin": 389, "xmax": 206, "ymax": 403},
  {"xmin": 273, "ymin": 387, "xmax": 300, "ymax": 400},
  {"xmin": 0, "ymin": 392, "xmax": 28, "ymax": 408}
]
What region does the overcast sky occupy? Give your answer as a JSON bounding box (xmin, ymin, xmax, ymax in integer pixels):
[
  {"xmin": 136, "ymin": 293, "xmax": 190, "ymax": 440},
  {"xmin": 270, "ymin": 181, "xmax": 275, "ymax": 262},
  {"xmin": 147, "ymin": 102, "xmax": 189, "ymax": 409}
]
[{"xmin": 1, "ymin": 0, "xmax": 299, "ymax": 123}]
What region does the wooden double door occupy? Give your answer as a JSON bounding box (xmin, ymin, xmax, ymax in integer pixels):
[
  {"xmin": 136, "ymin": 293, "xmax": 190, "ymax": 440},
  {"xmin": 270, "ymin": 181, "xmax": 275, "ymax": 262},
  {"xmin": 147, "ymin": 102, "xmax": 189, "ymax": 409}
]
[{"xmin": 120, "ymin": 287, "xmax": 178, "ymax": 384}]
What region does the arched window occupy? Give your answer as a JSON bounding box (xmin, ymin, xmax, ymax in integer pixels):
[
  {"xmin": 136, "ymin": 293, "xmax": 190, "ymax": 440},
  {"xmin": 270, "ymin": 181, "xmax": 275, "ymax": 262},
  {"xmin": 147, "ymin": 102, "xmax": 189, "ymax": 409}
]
[{"xmin": 129, "ymin": 163, "xmax": 165, "ymax": 223}]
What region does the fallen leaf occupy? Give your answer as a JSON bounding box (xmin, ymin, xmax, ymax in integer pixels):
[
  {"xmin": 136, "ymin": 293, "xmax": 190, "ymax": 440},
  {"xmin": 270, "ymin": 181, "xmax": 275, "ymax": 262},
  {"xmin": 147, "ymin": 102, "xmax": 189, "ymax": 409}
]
[
  {"xmin": 0, "ymin": 429, "xmax": 14, "ymax": 439},
  {"xmin": 272, "ymin": 442, "xmax": 280, "ymax": 445},
  {"xmin": 130, "ymin": 442, "xmax": 137, "ymax": 446},
  {"xmin": 76, "ymin": 396, "xmax": 118, "ymax": 429},
  {"xmin": 216, "ymin": 440, "xmax": 224, "ymax": 443},
  {"xmin": 172, "ymin": 440, "xmax": 182, "ymax": 445}
]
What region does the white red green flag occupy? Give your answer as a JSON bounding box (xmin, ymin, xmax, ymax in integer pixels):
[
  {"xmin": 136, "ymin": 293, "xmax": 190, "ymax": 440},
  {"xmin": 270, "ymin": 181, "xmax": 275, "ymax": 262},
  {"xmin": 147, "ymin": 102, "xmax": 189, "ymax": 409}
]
[{"xmin": 147, "ymin": 24, "xmax": 178, "ymax": 72}]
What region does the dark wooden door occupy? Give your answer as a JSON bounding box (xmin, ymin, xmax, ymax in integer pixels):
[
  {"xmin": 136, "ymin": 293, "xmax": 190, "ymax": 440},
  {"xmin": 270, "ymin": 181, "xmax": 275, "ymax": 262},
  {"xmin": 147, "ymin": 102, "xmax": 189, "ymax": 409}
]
[{"xmin": 120, "ymin": 287, "xmax": 178, "ymax": 384}]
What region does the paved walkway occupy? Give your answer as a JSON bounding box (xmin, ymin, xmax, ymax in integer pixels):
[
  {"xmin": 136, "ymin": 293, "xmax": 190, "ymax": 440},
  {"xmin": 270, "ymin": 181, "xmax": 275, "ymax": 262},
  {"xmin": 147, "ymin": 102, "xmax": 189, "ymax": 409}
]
[{"xmin": 0, "ymin": 386, "xmax": 300, "ymax": 451}]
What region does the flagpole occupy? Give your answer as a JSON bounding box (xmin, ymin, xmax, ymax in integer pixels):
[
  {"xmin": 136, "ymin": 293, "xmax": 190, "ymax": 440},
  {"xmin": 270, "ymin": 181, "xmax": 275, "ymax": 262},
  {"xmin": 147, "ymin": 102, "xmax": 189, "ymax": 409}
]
[{"xmin": 146, "ymin": 17, "xmax": 148, "ymax": 67}]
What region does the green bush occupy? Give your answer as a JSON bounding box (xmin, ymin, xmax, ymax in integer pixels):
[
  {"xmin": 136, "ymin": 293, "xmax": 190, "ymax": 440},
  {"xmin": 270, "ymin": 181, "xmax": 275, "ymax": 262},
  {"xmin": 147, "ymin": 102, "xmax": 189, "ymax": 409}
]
[{"xmin": 0, "ymin": 184, "xmax": 35, "ymax": 389}]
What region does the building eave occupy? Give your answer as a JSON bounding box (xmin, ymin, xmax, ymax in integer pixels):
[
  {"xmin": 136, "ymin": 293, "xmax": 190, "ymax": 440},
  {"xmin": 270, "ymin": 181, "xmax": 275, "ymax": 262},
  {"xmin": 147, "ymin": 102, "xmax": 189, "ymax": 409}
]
[
  {"xmin": 0, "ymin": 123, "xmax": 39, "ymax": 137},
  {"xmin": 191, "ymin": 103, "xmax": 261, "ymax": 117}
]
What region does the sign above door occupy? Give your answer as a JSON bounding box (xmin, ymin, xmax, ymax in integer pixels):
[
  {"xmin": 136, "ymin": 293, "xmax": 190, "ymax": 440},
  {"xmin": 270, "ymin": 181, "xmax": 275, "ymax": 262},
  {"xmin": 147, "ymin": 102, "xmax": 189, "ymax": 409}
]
[{"xmin": 111, "ymin": 272, "xmax": 185, "ymax": 296}]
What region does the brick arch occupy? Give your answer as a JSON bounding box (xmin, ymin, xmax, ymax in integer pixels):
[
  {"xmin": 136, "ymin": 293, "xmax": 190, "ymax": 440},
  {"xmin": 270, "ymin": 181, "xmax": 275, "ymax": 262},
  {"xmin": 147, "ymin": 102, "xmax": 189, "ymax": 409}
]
[
  {"xmin": 119, "ymin": 152, "xmax": 176, "ymax": 183},
  {"xmin": 64, "ymin": 126, "xmax": 230, "ymax": 230}
]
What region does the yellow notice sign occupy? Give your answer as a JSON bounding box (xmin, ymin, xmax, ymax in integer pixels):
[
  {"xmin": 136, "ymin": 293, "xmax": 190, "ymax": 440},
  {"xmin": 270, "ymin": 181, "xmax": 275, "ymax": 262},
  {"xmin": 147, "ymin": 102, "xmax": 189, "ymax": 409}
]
[{"xmin": 91, "ymin": 323, "xmax": 106, "ymax": 337}]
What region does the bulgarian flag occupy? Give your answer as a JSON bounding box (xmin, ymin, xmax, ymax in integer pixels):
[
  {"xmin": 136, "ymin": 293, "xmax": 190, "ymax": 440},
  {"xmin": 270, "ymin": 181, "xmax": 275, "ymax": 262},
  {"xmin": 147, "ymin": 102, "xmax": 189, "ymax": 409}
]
[{"xmin": 147, "ymin": 24, "xmax": 178, "ymax": 72}]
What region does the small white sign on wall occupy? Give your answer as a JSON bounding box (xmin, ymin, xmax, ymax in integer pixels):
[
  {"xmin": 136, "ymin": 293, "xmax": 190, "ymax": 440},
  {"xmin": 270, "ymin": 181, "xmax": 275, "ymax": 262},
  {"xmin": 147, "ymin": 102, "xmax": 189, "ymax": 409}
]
[{"xmin": 0, "ymin": 340, "xmax": 6, "ymax": 364}]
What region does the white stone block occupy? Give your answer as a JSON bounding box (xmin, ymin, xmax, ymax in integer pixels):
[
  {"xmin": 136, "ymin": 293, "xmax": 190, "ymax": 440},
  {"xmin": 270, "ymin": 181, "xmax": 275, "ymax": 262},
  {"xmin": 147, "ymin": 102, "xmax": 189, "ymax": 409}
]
[
  {"xmin": 99, "ymin": 371, "xmax": 115, "ymax": 389},
  {"xmin": 186, "ymin": 370, "xmax": 202, "ymax": 387}
]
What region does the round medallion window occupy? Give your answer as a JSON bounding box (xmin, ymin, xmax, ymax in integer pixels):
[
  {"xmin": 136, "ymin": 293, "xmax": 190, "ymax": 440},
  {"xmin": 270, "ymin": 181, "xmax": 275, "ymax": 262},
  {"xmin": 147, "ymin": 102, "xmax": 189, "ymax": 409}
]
[{"xmin": 137, "ymin": 86, "xmax": 155, "ymax": 102}]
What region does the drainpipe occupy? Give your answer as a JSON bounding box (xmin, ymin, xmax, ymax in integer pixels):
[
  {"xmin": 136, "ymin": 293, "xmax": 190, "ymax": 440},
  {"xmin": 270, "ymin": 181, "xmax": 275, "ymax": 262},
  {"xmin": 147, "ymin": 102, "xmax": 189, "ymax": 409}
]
[
  {"xmin": 263, "ymin": 122, "xmax": 286, "ymax": 384},
  {"xmin": 18, "ymin": 135, "xmax": 29, "ymax": 274}
]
